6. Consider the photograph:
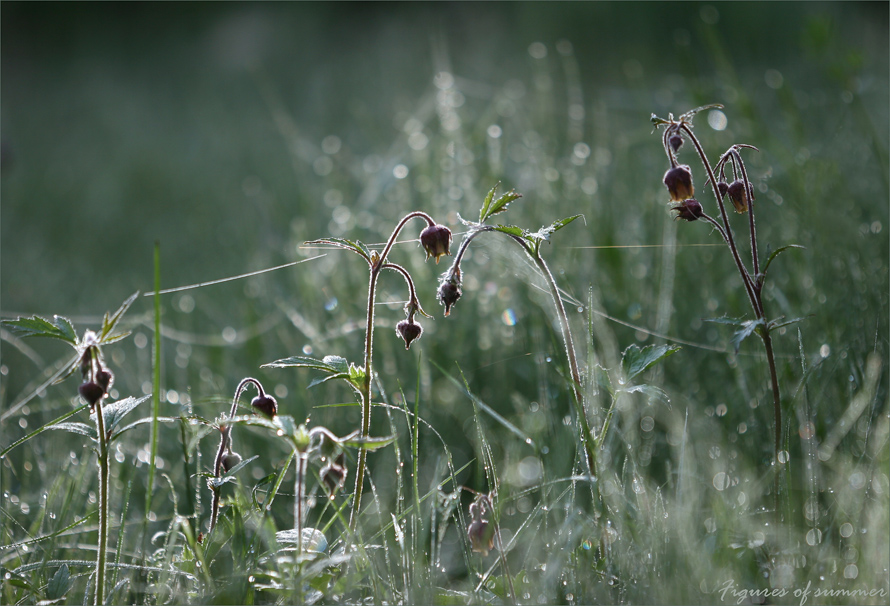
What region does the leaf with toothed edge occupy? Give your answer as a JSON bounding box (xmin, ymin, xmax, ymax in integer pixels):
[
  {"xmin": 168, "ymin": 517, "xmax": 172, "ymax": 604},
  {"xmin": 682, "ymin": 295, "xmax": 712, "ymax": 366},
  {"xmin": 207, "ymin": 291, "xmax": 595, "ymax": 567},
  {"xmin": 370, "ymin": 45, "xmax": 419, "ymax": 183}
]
[
  {"xmin": 305, "ymin": 238, "xmax": 372, "ymax": 263},
  {"xmin": 621, "ymin": 344, "xmax": 681, "ymax": 383}
]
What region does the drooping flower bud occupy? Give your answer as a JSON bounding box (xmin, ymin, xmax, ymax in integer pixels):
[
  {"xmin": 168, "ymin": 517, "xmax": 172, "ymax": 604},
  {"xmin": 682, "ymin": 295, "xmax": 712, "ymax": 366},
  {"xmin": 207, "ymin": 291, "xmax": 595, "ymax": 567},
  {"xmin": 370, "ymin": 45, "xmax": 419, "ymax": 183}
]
[
  {"xmin": 320, "ymin": 453, "xmax": 347, "ymax": 496},
  {"xmin": 96, "ymin": 369, "xmax": 113, "ymax": 393},
  {"xmin": 251, "ymin": 394, "xmax": 278, "ymax": 419},
  {"xmin": 437, "ymin": 268, "xmax": 462, "ymax": 317},
  {"xmin": 669, "ymin": 134, "xmax": 684, "ymax": 153},
  {"xmin": 663, "ymin": 165, "xmax": 694, "ymax": 202},
  {"xmin": 671, "ymin": 198, "xmax": 704, "ymax": 222},
  {"xmin": 396, "ymin": 319, "xmax": 423, "ymax": 350},
  {"xmin": 79, "ymin": 381, "xmax": 105, "ymax": 407},
  {"xmin": 420, "ymin": 224, "xmax": 453, "ymax": 264},
  {"xmin": 221, "ymin": 451, "xmax": 242, "ymax": 473},
  {"xmin": 727, "ymin": 179, "xmax": 753, "ymax": 213},
  {"xmin": 467, "ymin": 517, "xmax": 495, "ymax": 556},
  {"xmin": 717, "ymin": 181, "xmax": 729, "ymax": 199}
]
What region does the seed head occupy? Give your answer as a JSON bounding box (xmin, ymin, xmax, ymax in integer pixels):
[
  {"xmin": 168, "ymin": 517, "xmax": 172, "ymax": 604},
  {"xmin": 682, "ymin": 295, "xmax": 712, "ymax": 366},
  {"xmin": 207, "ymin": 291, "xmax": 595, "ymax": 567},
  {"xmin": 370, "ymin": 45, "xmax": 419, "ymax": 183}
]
[
  {"xmin": 251, "ymin": 394, "xmax": 278, "ymax": 419},
  {"xmin": 396, "ymin": 319, "xmax": 423, "ymax": 350},
  {"xmin": 420, "ymin": 224, "xmax": 452, "ymax": 264},
  {"xmin": 671, "ymin": 198, "xmax": 704, "ymax": 222},
  {"xmin": 437, "ymin": 268, "xmax": 462, "ymax": 317},
  {"xmin": 727, "ymin": 179, "xmax": 753, "ymax": 213},
  {"xmin": 663, "ymin": 165, "xmax": 694, "ymax": 202}
]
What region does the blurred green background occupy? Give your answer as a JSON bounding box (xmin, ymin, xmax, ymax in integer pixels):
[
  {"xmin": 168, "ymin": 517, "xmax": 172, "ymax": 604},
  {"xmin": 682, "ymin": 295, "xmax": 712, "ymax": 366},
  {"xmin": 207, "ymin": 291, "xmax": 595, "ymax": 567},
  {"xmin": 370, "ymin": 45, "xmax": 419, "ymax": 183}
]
[{"xmin": 1, "ymin": 2, "xmax": 888, "ymax": 600}]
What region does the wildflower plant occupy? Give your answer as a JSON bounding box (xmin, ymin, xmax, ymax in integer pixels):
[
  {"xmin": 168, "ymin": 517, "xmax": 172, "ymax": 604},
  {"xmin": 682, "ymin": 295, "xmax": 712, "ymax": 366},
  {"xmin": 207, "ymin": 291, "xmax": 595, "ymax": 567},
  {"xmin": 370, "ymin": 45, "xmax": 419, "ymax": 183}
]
[
  {"xmin": 261, "ymin": 211, "xmax": 449, "ymax": 530},
  {"xmin": 651, "ymin": 105, "xmax": 805, "ymax": 496},
  {"xmin": 2, "ymin": 293, "xmax": 141, "ymax": 606}
]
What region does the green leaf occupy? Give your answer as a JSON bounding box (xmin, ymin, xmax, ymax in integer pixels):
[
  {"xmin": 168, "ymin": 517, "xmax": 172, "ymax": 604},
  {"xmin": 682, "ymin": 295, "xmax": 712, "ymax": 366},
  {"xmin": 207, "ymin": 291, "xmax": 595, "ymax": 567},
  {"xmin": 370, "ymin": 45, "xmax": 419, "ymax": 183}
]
[
  {"xmin": 762, "ymin": 244, "xmax": 804, "ymax": 276},
  {"xmin": 769, "ymin": 315, "xmax": 811, "ymax": 330},
  {"xmin": 308, "ymin": 373, "xmax": 351, "ymax": 389},
  {"xmin": 210, "ymin": 455, "xmax": 260, "ymax": 487},
  {"xmin": 99, "ymin": 291, "xmax": 139, "ymax": 343},
  {"xmin": 492, "ymin": 224, "xmax": 525, "ymax": 238},
  {"xmin": 593, "ymin": 365, "xmax": 614, "ymax": 397},
  {"xmin": 46, "ymin": 422, "xmax": 96, "ymax": 440},
  {"xmin": 621, "ymin": 384, "xmax": 671, "ymax": 408},
  {"xmin": 46, "ymin": 564, "xmax": 72, "ymax": 601},
  {"xmin": 621, "ymin": 344, "xmax": 680, "ymax": 383},
  {"xmin": 1, "ymin": 315, "xmax": 78, "ymax": 345},
  {"xmin": 96, "ymin": 395, "xmax": 151, "ymax": 435},
  {"xmin": 322, "ymin": 355, "xmax": 349, "ymax": 373},
  {"xmin": 338, "ymin": 432, "xmax": 396, "ymax": 450},
  {"xmin": 479, "ymin": 183, "xmax": 522, "ymax": 223},
  {"xmin": 305, "ymin": 238, "xmax": 372, "ymax": 264},
  {"xmin": 525, "ymin": 214, "xmax": 584, "ymax": 255},
  {"xmin": 262, "ymin": 354, "xmax": 344, "ymax": 374}
]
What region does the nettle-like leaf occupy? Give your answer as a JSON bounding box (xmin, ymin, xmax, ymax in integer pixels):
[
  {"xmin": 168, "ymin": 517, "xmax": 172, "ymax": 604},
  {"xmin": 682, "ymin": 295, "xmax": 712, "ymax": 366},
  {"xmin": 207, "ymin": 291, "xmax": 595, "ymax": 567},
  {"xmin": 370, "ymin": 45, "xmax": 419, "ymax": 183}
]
[
  {"xmin": 1, "ymin": 315, "xmax": 78, "ymax": 345},
  {"xmin": 264, "ymin": 354, "xmax": 365, "ymax": 391},
  {"xmin": 479, "ymin": 183, "xmax": 522, "ymax": 223},
  {"xmin": 98, "ymin": 291, "xmax": 139, "ymax": 344},
  {"xmin": 494, "ymin": 215, "xmax": 583, "ymax": 256},
  {"xmin": 47, "ymin": 421, "xmax": 97, "ymax": 440},
  {"xmin": 705, "ymin": 316, "xmax": 766, "ymax": 353},
  {"xmin": 95, "ymin": 395, "xmax": 151, "ymax": 436},
  {"xmin": 306, "ymin": 238, "xmax": 372, "ymax": 264},
  {"xmin": 620, "ymin": 344, "xmax": 680, "ymax": 384},
  {"xmin": 209, "ymin": 455, "xmax": 260, "ymax": 488}
]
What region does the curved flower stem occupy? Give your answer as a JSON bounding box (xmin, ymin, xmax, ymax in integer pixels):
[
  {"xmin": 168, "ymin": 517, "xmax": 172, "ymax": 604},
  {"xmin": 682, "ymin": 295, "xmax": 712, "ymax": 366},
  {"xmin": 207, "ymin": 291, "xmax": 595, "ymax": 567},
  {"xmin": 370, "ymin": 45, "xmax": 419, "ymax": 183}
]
[
  {"xmin": 209, "ymin": 377, "xmax": 263, "ymax": 534},
  {"xmin": 350, "ymin": 212, "xmax": 436, "ymax": 530},
  {"xmin": 382, "ymin": 263, "xmax": 419, "ymax": 308}
]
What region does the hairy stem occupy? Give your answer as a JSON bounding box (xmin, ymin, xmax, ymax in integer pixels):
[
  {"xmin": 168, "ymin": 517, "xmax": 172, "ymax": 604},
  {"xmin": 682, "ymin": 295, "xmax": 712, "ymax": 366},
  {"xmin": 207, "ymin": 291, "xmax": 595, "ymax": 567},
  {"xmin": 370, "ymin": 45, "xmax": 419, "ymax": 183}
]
[
  {"xmin": 94, "ymin": 398, "xmax": 109, "ymax": 606},
  {"xmin": 351, "ymin": 212, "xmax": 435, "ymax": 530}
]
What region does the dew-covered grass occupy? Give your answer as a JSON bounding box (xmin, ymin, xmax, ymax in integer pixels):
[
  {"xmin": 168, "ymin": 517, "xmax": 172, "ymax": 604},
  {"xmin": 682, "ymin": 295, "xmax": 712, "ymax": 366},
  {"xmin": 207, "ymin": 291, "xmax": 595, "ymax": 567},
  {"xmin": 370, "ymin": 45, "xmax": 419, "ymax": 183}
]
[{"xmin": 1, "ymin": 3, "xmax": 888, "ymax": 605}]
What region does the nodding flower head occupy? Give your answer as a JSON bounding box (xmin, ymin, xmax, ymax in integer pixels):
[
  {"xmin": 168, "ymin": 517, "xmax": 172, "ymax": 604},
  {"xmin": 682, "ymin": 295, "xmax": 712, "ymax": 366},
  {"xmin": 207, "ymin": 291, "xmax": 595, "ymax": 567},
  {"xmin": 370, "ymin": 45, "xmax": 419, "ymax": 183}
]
[
  {"xmin": 663, "ymin": 165, "xmax": 694, "ymax": 203},
  {"xmin": 251, "ymin": 394, "xmax": 278, "ymax": 419},
  {"xmin": 669, "ymin": 133, "xmax": 684, "ymax": 153},
  {"xmin": 320, "ymin": 453, "xmax": 348, "ymax": 496},
  {"xmin": 396, "ymin": 319, "xmax": 423, "ymax": 350},
  {"xmin": 727, "ymin": 179, "xmax": 753, "ymax": 214},
  {"xmin": 221, "ymin": 450, "xmax": 242, "ymax": 473},
  {"xmin": 437, "ymin": 267, "xmax": 462, "ymax": 317},
  {"xmin": 420, "ymin": 224, "xmax": 453, "ymax": 264},
  {"xmin": 671, "ymin": 198, "xmax": 704, "ymax": 222},
  {"xmin": 79, "ymin": 380, "xmax": 106, "ymax": 407},
  {"xmin": 467, "ymin": 518, "xmax": 495, "ymax": 556}
]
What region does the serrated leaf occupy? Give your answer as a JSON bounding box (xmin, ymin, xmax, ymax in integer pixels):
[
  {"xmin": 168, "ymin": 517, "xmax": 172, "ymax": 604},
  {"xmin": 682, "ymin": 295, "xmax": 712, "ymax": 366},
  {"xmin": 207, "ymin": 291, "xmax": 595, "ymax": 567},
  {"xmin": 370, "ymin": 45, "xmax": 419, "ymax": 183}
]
[
  {"xmin": 322, "ymin": 355, "xmax": 349, "ymax": 374},
  {"xmin": 46, "ymin": 422, "xmax": 97, "ymax": 440},
  {"xmin": 46, "ymin": 564, "xmax": 72, "ymax": 600},
  {"xmin": 262, "ymin": 355, "xmax": 340, "ymax": 372},
  {"xmin": 1, "ymin": 315, "xmax": 78, "ymax": 345},
  {"xmin": 762, "ymin": 244, "xmax": 804, "ymax": 276},
  {"xmin": 547, "ymin": 214, "xmax": 584, "ymax": 233},
  {"xmin": 493, "ymin": 224, "xmax": 525, "ymax": 238},
  {"xmin": 95, "ymin": 395, "xmax": 151, "ymax": 435},
  {"xmin": 480, "ymin": 183, "xmax": 521, "ymax": 223},
  {"xmin": 210, "ymin": 455, "xmax": 260, "ymax": 487},
  {"xmin": 621, "ymin": 344, "xmax": 681, "ymax": 383},
  {"xmin": 99, "ymin": 291, "xmax": 139, "ymax": 343},
  {"xmin": 622, "ymin": 384, "xmax": 671, "ymax": 408},
  {"xmin": 305, "ymin": 238, "xmax": 372, "ymax": 263},
  {"xmin": 729, "ymin": 318, "xmax": 766, "ymax": 353},
  {"xmin": 308, "ymin": 373, "xmax": 351, "ymax": 389}
]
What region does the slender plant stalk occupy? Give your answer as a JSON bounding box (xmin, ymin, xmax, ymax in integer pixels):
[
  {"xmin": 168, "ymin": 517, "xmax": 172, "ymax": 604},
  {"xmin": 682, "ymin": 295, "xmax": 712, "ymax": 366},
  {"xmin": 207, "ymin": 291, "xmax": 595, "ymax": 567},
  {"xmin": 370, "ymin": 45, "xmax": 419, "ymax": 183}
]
[
  {"xmin": 667, "ymin": 117, "xmax": 784, "ymax": 494},
  {"xmin": 94, "ymin": 396, "xmax": 109, "ymax": 606},
  {"xmin": 295, "ymin": 451, "xmax": 307, "ymax": 553},
  {"xmin": 351, "ymin": 211, "xmax": 435, "ymax": 530},
  {"xmin": 146, "ymin": 243, "xmax": 162, "ymax": 524}
]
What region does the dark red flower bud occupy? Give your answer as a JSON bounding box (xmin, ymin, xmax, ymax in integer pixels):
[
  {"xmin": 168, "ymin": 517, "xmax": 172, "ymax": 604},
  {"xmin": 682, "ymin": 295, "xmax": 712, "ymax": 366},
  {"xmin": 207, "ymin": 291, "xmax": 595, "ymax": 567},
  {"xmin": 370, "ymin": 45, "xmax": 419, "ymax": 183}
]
[
  {"xmin": 221, "ymin": 451, "xmax": 242, "ymax": 473},
  {"xmin": 717, "ymin": 181, "xmax": 729, "ymax": 199},
  {"xmin": 437, "ymin": 268, "xmax": 462, "ymax": 317},
  {"xmin": 727, "ymin": 179, "xmax": 753, "ymax": 213},
  {"xmin": 420, "ymin": 224, "xmax": 452, "ymax": 264},
  {"xmin": 320, "ymin": 455, "xmax": 348, "ymax": 496},
  {"xmin": 79, "ymin": 381, "xmax": 105, "ymax": 406},
  {"xmin": 251, "ymin": 394, "xmax": 278, "ymax": 419},
  {"xmin": 96, "ymin": 369, "xmax": 113, "ymax": 393},
  {"xmin": 467, "ymin": 518, "xmax": 495, "ymax": 556},
  {"xmin": 669, "ymin": 134, "xmax": 683, "ymax": 153},
  {"xmin": 396, "ymin": 319, "xmax": 423, "ymax": 350},
  {"xmin": 671, "ymin": 198, "xmax": 704, "ymax": 222},
  {"xmin": 663, "ymin": 165, "xmax": 694, "ymax": 202}
]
